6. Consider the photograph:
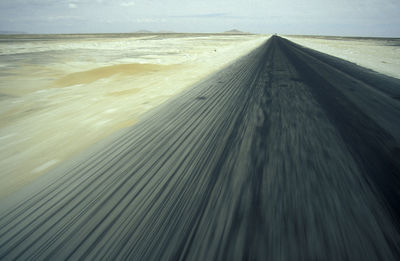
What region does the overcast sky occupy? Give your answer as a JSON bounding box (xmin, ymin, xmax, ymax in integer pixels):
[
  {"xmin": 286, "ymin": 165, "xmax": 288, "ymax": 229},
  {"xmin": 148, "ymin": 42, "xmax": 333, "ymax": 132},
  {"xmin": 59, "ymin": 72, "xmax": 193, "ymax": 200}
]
[{"xmin": 0, "ymin": 0, "xmax": 399, "ymax": 36}]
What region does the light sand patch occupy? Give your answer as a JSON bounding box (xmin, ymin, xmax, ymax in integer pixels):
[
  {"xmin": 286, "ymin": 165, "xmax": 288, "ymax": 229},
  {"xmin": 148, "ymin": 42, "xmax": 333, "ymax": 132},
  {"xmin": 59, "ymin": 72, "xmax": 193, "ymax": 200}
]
[
  {"xmin": 108, "ymin": 88, "xmax": 141, "ymax": 96},
  {"xmin": 0, "ymin": 103, "xmax": 48, "ymax": 127},
  {"xmin": 33, "ymin": 160, "xmax": 59, "ymax": 173},
  {"xmin": 105, "ymin": 108, "xmax": 117, "ymax": 114},
  {"xmin": 0, "ymin": 133, "xmax": 16, "ymax": 140},
  {"xmin": 54, "ymin": 63, "xmax": 178, "ymax": 87}
]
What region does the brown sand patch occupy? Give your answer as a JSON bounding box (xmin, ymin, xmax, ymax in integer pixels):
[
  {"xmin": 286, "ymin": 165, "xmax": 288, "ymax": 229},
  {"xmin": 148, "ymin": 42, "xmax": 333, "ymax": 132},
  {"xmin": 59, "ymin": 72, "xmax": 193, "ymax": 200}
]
[
  {"xmin": 108, "ymin": 88, "xmax": 141, "ymax": 96},
  {"xmin": 112, "ymin": 119, "xmax": 137, "ymax": 130},
  {"xmin": 54, "ymin": 63, "xmax": 177, "ymax": 87}
]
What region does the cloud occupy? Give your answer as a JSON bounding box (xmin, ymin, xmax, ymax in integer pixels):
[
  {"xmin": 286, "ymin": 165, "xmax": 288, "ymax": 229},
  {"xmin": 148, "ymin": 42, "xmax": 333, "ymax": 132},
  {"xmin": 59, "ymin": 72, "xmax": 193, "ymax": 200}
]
[
  {"xmin": 120, "ymin": 1, "xmax": 135, "ymax": 7},
  {"xmin": 68, "ymin": 3, "xmax": 77, "ymax": 8}
]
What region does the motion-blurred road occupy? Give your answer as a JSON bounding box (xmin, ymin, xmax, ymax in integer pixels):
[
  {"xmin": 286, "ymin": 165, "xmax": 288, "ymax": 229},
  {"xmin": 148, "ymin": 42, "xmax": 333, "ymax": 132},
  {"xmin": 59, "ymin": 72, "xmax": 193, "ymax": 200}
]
[{"xmin": 1, "ymin": 36, "xmax": 400, "ymax": 260}]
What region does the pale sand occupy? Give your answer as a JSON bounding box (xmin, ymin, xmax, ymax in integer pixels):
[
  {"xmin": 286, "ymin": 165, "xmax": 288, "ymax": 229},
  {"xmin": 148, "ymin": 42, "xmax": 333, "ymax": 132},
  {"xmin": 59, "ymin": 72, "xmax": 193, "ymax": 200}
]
[
  {"xmin": 0, "ymin": 34, "xmax": 268, "ymax": 198},
  {"xmin": 284, "ymin": 36, "xmax": 400, "ymax": 79},
  {"xmin": 54, "ymin": 64, "xmax": 180, "ymax": 87}
]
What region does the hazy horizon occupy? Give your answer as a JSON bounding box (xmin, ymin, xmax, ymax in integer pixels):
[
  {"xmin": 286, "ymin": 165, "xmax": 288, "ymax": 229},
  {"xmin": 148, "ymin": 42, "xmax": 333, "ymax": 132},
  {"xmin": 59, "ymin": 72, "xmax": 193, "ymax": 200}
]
[
  {"xmin": 0, "ymin": 0, "xmax": 399, "ymax": 37},
  {"xmin": 1, "ymin": 32, "xmax": 400, "ymax": 39}
]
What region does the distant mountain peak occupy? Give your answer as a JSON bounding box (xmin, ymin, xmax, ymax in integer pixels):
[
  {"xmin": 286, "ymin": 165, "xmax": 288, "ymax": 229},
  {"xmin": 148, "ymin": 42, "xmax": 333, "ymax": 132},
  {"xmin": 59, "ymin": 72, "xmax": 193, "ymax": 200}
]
[
  {"xmin": 157, "ymin": 30, "xmax": 175, "ymax": 34},
  {"xmin": 223, "ymin": 29, "xmax": 249, "ymax": 34}
]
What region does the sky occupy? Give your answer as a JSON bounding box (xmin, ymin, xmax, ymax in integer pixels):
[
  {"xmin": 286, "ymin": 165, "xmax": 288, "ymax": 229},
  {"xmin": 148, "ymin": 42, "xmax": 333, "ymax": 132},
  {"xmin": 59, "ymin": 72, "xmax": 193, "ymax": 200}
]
[{"xmin": 0, "ymin": 0, "xmax": 399, "ymax": 36}]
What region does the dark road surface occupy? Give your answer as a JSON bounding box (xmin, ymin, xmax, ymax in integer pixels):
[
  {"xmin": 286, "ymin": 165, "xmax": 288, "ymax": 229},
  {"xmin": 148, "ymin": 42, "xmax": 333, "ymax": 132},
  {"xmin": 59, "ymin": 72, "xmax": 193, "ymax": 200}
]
[{"xmin": 1, "ymin": 36, "xmax": 400, "ymax": 260}]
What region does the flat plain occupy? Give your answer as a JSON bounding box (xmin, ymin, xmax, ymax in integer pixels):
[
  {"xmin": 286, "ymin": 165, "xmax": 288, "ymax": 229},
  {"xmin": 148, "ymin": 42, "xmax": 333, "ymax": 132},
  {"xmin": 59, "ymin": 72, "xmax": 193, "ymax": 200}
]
[
  {"xmin": 1, "ymin": 34, "xmax": 400, "ymax": 260},
  {"xmin": 0, "ymin": 33, "xmax": 266, "ymax": 196}
]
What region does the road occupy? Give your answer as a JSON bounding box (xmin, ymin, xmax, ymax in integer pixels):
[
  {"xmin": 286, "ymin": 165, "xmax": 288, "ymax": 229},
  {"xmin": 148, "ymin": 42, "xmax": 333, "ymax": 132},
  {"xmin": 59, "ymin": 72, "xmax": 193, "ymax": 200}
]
[{"xmin": 1, "ymin": 36, "xmax": 400, "ymax": 260}]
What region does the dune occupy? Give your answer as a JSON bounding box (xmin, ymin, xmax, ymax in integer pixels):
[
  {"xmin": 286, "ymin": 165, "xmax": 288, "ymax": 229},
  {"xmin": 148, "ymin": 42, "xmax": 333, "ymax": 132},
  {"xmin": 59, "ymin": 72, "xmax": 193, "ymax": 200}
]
[{"xmin": 224, "ymin": 29, "xmax": 250, "ymax": 34}]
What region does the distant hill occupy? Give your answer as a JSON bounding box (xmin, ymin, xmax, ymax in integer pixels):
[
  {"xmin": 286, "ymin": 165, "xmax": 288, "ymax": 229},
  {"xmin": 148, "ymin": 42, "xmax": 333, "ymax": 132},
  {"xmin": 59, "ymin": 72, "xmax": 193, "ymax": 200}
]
[
  {"xmin": 0, "ymin": 30, "xmax": 27, "ymax": 34},
  {"xmin": 157, "ymin": 30, "xmax": 175, "ymax": 34},
  {"xmin": 223, "ymin": 29, "xmax": 250, "ymax": 34}
]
